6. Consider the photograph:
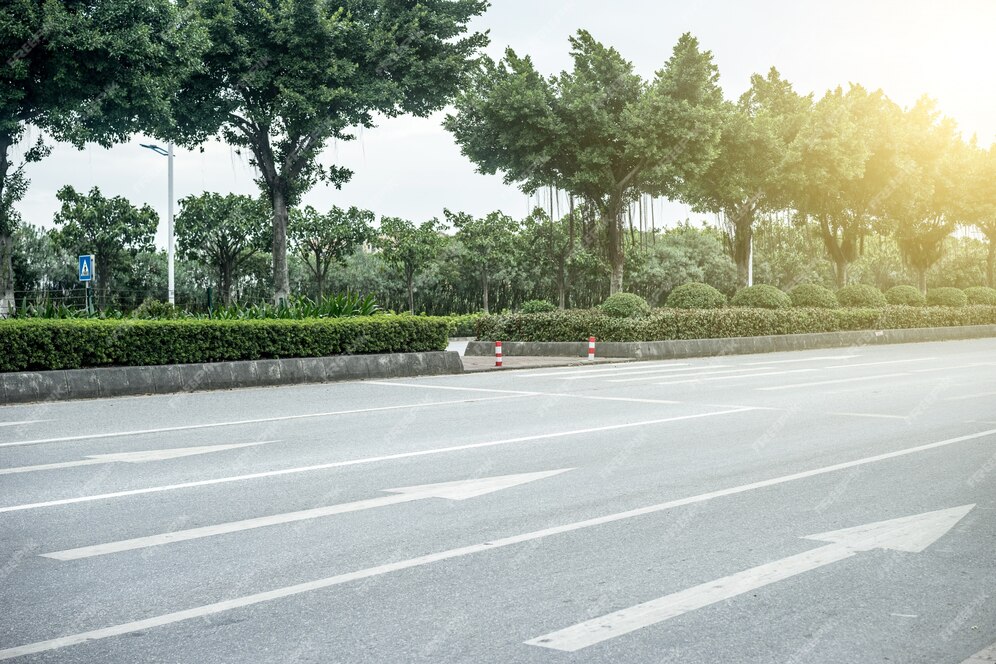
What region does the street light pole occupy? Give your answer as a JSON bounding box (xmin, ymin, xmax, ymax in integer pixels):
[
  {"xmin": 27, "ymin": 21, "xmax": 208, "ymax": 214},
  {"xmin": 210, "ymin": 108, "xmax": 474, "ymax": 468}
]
[
  {"xmin": 167, "ymin": 143, "xmax": 174, "ymax": 305},
  {"xmin": 140, "ymin": 142, "xmax": 175, "ymax": 304}
]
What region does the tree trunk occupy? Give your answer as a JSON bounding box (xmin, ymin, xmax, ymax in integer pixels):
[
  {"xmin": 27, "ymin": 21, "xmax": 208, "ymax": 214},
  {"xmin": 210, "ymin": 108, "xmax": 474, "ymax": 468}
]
[
  {"xmin": 833, "ymin": 256, "xmax": 848, "ymax": 289},
  {"xmin": 917, "ymin": 268, "xmax": 927, "ymax": 294},
  {"xmin": 406, "ymin": 272, "xmax": 415, "ymax": 314},
  {"xmin": 729, "ymin": 207, "xmax": 754, "ymax": 288},
  {"xmin": 0, "ymin": 233, "xmax": 13, "ymax": 318},
  {"xmin": 557, "ymin": 262, "xmax": 566, "ymax": 309},
  {"xmin": 271, "ymin": 188, "xmax": 290, "ymax": 304},
  {"xmin": 606, "ymin": 203, "xmax": 624, "ymax": 294},
  {"xmin": 221, "ymin": 262, "xmax": 233, "ymax": 306},
  {"xmin": 987, "ymin": 237, "xmax": 995, "ymax": 289},
  {"xmin": 481, "ymin": 268, "xmax": 489, "ymax": 314}
]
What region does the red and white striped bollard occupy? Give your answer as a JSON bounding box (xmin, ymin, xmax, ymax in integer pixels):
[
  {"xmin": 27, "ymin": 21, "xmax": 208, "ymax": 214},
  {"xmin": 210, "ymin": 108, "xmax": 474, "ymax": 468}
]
[
  {"xmin": 495, "ymin": 341, "xmax": 503, "ymax": 368},
  {"xmin": 588, "ymin": 336, "xmax": 596, "ymax": 361}
]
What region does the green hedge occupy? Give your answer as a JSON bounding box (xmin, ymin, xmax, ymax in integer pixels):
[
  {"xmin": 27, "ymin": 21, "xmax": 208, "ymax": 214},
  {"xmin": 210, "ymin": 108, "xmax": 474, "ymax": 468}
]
[
  {"xmin": 732, "ymin": 284, "xmax": 792, "ymax": 309},
  {"xmin": 476, "ymin": 306, "xmax": 996, "ymax": 343},
  {"xmin": 601, "ymin": 292, "xmax": 650, "ymax": 318},
  {"xmin": 789, "ymin": 284, "xmax": 839, "ymax": 309},
  {"xmin": 926, "ymin": 287, "xmax": 968, "ymax": 307},
  {"xmin": 0, "ymin": 316, "xmax": 449, "ymax": 372},
  {"xmin": 666, "ymin": 283, "xmax": 726, "ymax": 309}
]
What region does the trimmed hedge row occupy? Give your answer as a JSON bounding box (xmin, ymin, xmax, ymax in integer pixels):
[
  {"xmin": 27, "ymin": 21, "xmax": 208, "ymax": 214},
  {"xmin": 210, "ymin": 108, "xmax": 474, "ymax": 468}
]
[
  {"xmin": 0, "ymin": 316, "xmax": 450, "ymax": 372},
  {"xmin": 476, "ymin": 306, "xmax": 996, "ymax": 343}
]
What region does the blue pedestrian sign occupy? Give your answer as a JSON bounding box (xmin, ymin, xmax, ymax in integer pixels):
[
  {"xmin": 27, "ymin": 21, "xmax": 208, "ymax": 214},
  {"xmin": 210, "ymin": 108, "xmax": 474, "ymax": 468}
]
[{"xmin": 78, "ymin": 255, "xmax": 94, "ymax": 282}]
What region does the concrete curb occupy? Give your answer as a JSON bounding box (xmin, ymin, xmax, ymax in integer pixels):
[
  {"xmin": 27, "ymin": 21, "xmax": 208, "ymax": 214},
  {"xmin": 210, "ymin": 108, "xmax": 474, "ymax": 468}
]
[
  {"xmin": 465, "ymin": 324, "xmax": 996, "ymax": 360},
  {"xmin": 0, "ymin": 351, "xmax": 463, "ymax": 405}
]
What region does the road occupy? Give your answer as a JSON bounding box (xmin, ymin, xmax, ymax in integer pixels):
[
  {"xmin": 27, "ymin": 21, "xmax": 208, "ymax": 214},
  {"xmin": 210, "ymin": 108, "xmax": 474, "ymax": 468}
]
[{"xmin": 1, "ymin": 338, "xmax": 995, "ymax": 663}]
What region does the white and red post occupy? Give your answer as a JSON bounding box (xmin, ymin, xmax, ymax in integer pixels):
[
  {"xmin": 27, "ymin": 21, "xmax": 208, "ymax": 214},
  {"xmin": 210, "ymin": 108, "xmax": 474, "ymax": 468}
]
[
  {"xmin": 588, "ymin": 336, "xmax": 596, "ymax": 361},
  {"xmin": 495, "ymin": 341, "xmax": 503, "ymax": 367}
]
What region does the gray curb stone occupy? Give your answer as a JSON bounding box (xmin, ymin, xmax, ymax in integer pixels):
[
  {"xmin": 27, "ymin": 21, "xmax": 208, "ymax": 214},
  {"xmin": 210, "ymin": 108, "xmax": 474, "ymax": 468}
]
[
  {"xmin": 466, "ymin": 324, "xmax": 996, "ymax": 359},
  {"xmin": 0, "ymin": 351, "xmax": 463, "ymax": 405}
]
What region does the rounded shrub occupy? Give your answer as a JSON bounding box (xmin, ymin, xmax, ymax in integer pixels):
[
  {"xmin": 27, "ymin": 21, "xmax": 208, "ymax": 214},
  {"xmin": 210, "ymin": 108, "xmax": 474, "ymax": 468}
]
[
  {"xmin": 600, "ymin": 292, "xmax": 650, "ymax": 318},
  {"xmin": 926, "ymin": 287, "xmax": 968, "ymax": 307},
  {"xmin": 519, "ymin": 299, "xmax": 557, "ymax": 314},
  {"xmin": 731, "ymin": 284, "xmax": 791, "ymax": 309},
  {"xmin": 836, "ymin": 284, "xmax": 886, "ymax": 308},
  {"xmin": 666, "ymin": 283, "xmax": 726, "ymax": 309},
  {"xmin": 789, "ymin": 284, "xmax": 838, "ymax": 309},
  {"xmin": 132, "ymin": 298, "xmax": 181, "ymax": 320},
  {"xmin": 965, "ymin": 286, "xmax": 996, "ymax": 306},
  {"xmin": 885, "ymin": 285, "xmax": 926, "ymax": 306}
]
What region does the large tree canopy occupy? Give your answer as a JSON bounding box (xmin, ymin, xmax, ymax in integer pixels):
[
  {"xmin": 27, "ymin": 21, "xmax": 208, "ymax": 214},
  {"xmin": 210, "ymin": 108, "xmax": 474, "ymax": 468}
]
[
  {"xmin": 171, "ymin": 0, "xmax": 488, "ymax": 303},
  {"xmin": 445, "ymin": 30, "xmax": 725, "ymax": 293},
  {"xmin": 0, "ymin": 0, "xmax": 204, "ymax": 315}
]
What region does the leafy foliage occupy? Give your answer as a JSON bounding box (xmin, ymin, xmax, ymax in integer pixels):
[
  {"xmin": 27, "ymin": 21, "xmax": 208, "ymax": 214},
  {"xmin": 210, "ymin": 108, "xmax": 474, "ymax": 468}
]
[
  {"xmin": 289, "ymin": 205, "xmax": 373, "ymax": 299},
  {"xmin": 965, "ymin": 286, "xmax": 996, "ymax": 306},
  {"xmin": 520, "ymin": 300, "xmax": 557, "ymax": 314},
  {"xmin": 731, "ymin": 284, "xmax": 791, "ymax": 309},
  {"xmin": 885, "ymin": 285, "xmax": 926, "ymax": 306},
  {"xmin": 600, "ymin": 292, "xmax": 650, "ymax": 318},
  {"xmin": 789, "ymin": 284, "xmax": 838, "ymax": 309},
  {"xmin": 836, "ymin": 284, "xmax": 887, "ymax": 308},
  {"xmin": 926, "ymin": 287, "xmax": 968, "ymax": 307},
  {"xmin": 666, "ymin": 283, "xmax": 726, "ymax": 309},
  {"xmin": 0, "ymin": 316, "xmax": 449, "ymax": 371}
]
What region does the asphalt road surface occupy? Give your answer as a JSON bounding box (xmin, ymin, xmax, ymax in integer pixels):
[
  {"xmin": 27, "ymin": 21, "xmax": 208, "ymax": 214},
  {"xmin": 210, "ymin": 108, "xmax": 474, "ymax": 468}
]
[{"xmin": 1, "ymin": 338, "xmax": 995, "ymax": 663}]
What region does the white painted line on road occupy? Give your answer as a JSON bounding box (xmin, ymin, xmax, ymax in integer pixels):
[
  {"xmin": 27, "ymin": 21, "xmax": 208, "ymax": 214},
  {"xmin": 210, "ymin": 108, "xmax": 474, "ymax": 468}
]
[
  {"xmin": 757, "ymin": 373, "xmax": 910, "ymax": 391},
  {"xmin": 826, "ymin": 412, "xmax": 908, "ymax": 421},
  {"xmin": 0, "ymin": 442, "xmax": 275, "ymax": 476},
  {"xmin": 944, "ymin": 391, "xmax": 996, "ymax": 402},
  {"xmin": 0, "ymin": 395, "xmax": 529, "ymax": 448},
  {"xmin": 3, "ymin": 429, "xmax": 994, "ymax": 660},
  {"xmin": 823, "ymin": 358, "xmax": 937, "ymax": 369},
  {"xmin": 559, "ymin": 365, "xmax": 733, "ymax": 381},
  {"xmin": 0, "ymin": 420, "xmax": 48, "ymax": 428},
  {"xmin": 652, "ymin": 369, "xmax": 817, "ymax": 386},
  {"xmin": 526, "ymin": 505, "xmax": 974, "ymax": 651},
  {"xmin": 608, "ymin": 367, "xmax": 778, "ymax": 384},
  {"xmin": 0, "ymin": 408, "xmax": 752, "ymax": 513},
  {"xmin": 41, "ymin": 470, "xmax": 570, "ymax": 560},
  {"xmin": 521, "ymin": 362, "xmax": 692, "ymax": 378},
  {"xmin": 369, "ymin": 381, "xmax": 682, "ymax": 405},
  {"xmin": 961, "ymin": 640, "xmax": 996, "ymax": 663},
  {"xmin": 741, "ymin": 355, "xmax": 859, "ymax": 366}
]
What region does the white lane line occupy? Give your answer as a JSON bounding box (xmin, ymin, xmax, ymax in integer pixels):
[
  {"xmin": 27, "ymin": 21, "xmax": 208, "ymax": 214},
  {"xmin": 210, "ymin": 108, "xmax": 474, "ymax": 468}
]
[
  {"xmin": 0, "ymin": 395, "xmax": 529, "ymax": 449},
  {"xmin": 41, "ymin": 470, "xmax": 571, "ymax": 561},
  {"xmin": 0, "ymin": 408, "xmax": 752, "ymax": 514},
  {"xmin": 961, "ymin": 640, "xmax": 996, "ymax": 663},
  {"xmin": 823, "ymin": 358, "xmax": 937, "ymax": 369},
  {"xmin": 608, "ymin": 367, "xmax": 776, "ymax": 384},
  {"xmin": 911, "ymin": 362, "xmax": 996, "ymax": 373},
  {"xmin": 4, "ymin": 426, "xmax": 995, "ymax": 661},
  {"xmin": 521, "ymin": 362, "xmax": 691, "ymax": 378},
  {"xmin": 741, "ymin": 355, "xmax": 859, "ymax": 366},
  {"xmin": 559, "ymin": 365, "xmax": 733, "ymax": 381},
  {"xmin": 757, "ymin": 373, "xmax": 910, "ymax": 391},
  {"xmin": 945, "ymin": 391, "xmax": 996, "ymax": 402},
  {"xmin": 0, "ymin": 442, "xmax": 275, "ymax": 476},
  {"xmin": 0, "ymin": 420, "xmax": 48, "ymax": 428},
  {"xmin": 369, "ymin": 382, "xmax": 682, "ymax": 404},
  {"xmin": 826, "ymin": 412, "xmax": 908, "ymax": 421},
  {"xmin": 652, "ymin": 369, "xmax": 817, "ymax": 386}
]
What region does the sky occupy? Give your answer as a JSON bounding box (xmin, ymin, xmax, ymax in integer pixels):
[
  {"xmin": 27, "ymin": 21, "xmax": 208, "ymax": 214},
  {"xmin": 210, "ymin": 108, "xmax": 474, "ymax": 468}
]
[{"xmin": 12, "ymin": 0, "xmax": 996, "ymax": 248}]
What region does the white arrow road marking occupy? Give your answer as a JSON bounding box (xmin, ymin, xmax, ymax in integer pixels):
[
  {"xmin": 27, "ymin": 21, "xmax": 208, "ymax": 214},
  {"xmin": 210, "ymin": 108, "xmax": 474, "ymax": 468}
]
[
  {"xmin": 961, "ymin": 639, "xmax": 996, "ymax": 664},
  {"xmin": 0, "ymin": 442, "xmax": 274, "ymax": 476},
  {"xmin": 41, "ymin": 469, "xmax": 571, "ymax": 561},
  {"xmin": 0, "ymin": 407, "xmax": 749, "ymax": 513},
  {"xmin": 526, "ymin": 505, "xmax": 975, "ymax": 652}
]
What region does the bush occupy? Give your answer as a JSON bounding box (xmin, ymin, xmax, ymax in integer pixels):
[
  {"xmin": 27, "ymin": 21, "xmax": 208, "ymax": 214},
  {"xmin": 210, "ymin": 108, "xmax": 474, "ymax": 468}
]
[
  {"xmin": 926, "ymin": 287, "xmax": 968, "ymax": 307},
  {"xmin": 885, "ymin": 285, "xmax": 926, "ymax": 306},
  {"xmin": 0, "ymin": 316, "xmax": 449, "ymax": 372},
  {"xmin": 836, "ymin": 284, "xmax": 887, "ymax": 308},
  {"xmin": 666, "ymin": 283, "xmax": 726, "ymax": 309},
  {"xmin": 731, "ymin": 285, "xmax": 791, "ymax": 309},
  {"xmin": 519, "ymin": 299, "xmax": 557, "ymax": 314},
  {"xmin": 600, "ymin": 292, "xmax": 650, "ymax": 318},
  {"xmin": 476, "ymin": 306, "xmax": 996, "ymax": 343},
  {"xmin": 789, "ymin": 284, "xmax": 838, "ymax": 309},
  {"xmin": 965, "ymin": 286, "xmax": 996, "ymax": 306},
  {"xmin": 132, "ymin": 298, "xmax": 183, "ymax": 320},
  {"xmin": 438, "ymin": 313, "xmax": 483, "ymax": 337}
]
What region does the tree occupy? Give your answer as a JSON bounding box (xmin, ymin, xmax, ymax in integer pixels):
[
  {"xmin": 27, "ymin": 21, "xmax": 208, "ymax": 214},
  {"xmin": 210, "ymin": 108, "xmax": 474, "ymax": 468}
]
[
  {"xmin": 445, "ymin": 30, "xmax": 725, "ymax": 294},
  {"xmin": 785, "ymin": 85, "xmax": 904, "ymax": 287},
  {"xmin": 289, "ymin": 205, "xmax": 373, "ymax": 298},
  {"xmin": 886, "ymin": 99, "xmax": 964, "ymax": 293},
  {"xmin": 175, "ymin": 192, "xmax": 271, "ymax": 305},
  {"xmin": 962, "ymin": 145, "xmax": 996, "ymax": 287},
  {"xmin": 170, "ymin": 0, "xmax": 487, "ymax": 303},
  {"xmin": 51, "ymin": 186, "xmax": 158, "ymax": 308},
  {"xmin": 446, "ymin": 209, "xmax": 518, "ymax": 313},
  {"xmin": 376, "ymin": 217, "xmax": 443, "ymax": 314},
  {"xmin": 683, "ymin": 68, "xmax": 810, "ymax": 286},
  {"xmin": 0, "ymin": 0, "xmax": 204, "ymax": 315}
]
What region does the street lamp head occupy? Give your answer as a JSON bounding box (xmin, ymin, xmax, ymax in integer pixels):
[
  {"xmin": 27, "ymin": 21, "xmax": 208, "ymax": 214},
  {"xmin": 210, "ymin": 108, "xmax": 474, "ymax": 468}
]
[{"xmin": 140, "ymin": 143, "xmax": 169, "ymax": 156}]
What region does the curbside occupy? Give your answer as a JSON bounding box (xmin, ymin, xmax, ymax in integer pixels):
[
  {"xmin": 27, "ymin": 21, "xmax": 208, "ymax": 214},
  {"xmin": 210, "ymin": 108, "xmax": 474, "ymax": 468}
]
[
  {"xmin": 466, "ymin": 324, "xmax": 996, "ymax": 360},
  {"xmin": 0, "ymin": 351, "xmax": 464, "ymax": 405}
]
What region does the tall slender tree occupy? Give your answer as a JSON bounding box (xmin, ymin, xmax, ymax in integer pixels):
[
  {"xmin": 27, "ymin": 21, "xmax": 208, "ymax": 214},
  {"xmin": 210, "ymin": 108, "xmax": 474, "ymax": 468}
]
[
  {"xmin": 289, "ymin": 204, "xmax": 373, "ymax": 298},
  {"xmin": 445, "ymin": 30, "xmax": 724, "ymax": 294},
  {"xmin": 0, "ymin": 0, "xmax": 203, "ymax": 315},
  {"xmin": 376, "ymin": 217, "xmax": 444, "ymax": 314},
  {"xmin": 962, "ymin": 144, "xmax": 996, "ymax": 287},
  {"xmin": 170, "ymin": 0, "xmax": 487, "ymax": 303},
  {"xmin": 447, "ymin": 209, "xmax": 518, "ymax": 314}
]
